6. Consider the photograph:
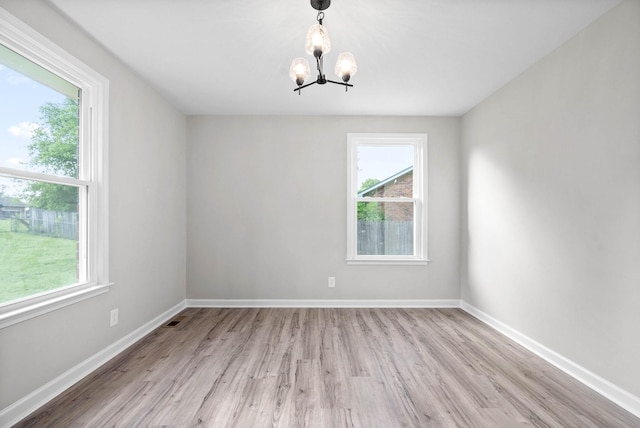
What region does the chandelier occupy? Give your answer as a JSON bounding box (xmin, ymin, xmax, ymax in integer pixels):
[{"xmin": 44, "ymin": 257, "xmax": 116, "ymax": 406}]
[{"xmin": 289, "ymin": 0, "xmax": 357, "ymax": 94}]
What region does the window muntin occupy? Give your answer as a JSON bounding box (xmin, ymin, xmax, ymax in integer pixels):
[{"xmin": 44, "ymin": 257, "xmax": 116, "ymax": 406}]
[
  {"xmin": 0, "ymin": 8, "xmax": 109, "ymax": 327},
  {"xmin": 347, "ymin": 133, "xmax": 427, "ymax": 264}
]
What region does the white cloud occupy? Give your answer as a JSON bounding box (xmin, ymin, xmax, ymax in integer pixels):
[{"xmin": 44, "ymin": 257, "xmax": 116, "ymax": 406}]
[
  {"xmin": 6, "ymin": 157, "xmax": 24, "ymax": 166},
  {"xmin": 8, "ymin": 122, "xmax": 39, "ymax": 139},
  {"xmin": 1, "ymin": 68, "xmax": 31, "ymax": 85},
  {"xmin": 7, "ymin": 73, "xmax": 30, "ymax": 85}
]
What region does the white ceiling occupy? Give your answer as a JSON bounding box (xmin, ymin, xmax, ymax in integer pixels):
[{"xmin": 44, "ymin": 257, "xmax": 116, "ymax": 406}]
[{"xmin": 48, "ymin": 0, "xmax": 622, "ymax": 116}]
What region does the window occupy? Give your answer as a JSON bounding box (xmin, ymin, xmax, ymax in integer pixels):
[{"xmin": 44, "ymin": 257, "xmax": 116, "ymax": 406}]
[
  {"xmin": 0, "ymin": 9, "xmax": 109, "ymax": 328},
  {"xmin": 347, "ymin": 133, "xmax": 427, "ymax": 264}
]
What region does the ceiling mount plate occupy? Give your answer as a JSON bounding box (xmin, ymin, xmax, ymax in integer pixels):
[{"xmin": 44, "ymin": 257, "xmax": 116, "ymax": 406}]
[{"xmin": 311, "ymin": 0, "xmax": 331, "ymax": 11}]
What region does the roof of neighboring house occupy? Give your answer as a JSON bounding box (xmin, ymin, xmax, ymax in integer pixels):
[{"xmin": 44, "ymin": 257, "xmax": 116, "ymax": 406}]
[
  {"xmin": 0, "ymin": 197, "xmax": 26, "ymax": 208},
  {"xmin": 358, "ymin": 166, "xmax": 413, "ymax": 198}
]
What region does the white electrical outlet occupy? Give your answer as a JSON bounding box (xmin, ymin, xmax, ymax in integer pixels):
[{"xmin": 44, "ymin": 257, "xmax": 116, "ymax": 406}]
[
  {"xmin": 328, "ymin": 277, "xmax": 336, "ymax": 288},
  {"xmin": 110, "ymin": 308, "xmax": 119, "ymax": 327}
]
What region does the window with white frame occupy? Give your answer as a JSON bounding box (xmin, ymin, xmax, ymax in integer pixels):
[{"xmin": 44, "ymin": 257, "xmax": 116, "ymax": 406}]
[
  {"xmin": 0, "ymin": 9, "xmax": 109, "ymax": 328},
  {"xmin": 347, "ymin": 133, "xmax": 427, "ymax": 264}
]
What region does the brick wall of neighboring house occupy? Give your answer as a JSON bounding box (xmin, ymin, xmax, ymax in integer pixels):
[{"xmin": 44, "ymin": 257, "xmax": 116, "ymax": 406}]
[{"xmin": 367, "ymin": 171, "xmax": 413, "ymax": 221}]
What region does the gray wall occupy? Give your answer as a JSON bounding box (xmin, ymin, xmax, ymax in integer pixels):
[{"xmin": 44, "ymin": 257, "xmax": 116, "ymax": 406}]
[
  {"xmin": 187, "ymin": 116, "xmax": 460, "ymax": 300},
  {"xmin": 0, "ymin": 0, "xmax": 187, "ymax": 410},
  {"xmin": 461, "ymin": 0, "xmax": 640, "ymax": 397}
]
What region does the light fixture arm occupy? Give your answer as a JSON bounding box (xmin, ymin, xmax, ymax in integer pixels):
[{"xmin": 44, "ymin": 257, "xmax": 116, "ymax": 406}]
[
  {"xmin": 293, "ymin": 79, "xmax": 353, "ymax": 95},
  {"xmin": 293, "ymin": 52, "xmax": 353, "ymax": 94}
]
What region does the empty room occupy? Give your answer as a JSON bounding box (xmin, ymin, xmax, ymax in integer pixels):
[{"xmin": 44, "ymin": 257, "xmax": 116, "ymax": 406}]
[{"xmin": 0, "ymin": 0, "xmax": 639, "ymax": 426}]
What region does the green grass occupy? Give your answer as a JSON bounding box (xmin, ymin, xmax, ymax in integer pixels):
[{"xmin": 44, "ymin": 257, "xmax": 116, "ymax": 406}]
[{"xmin": 0, "ymin": 219, "xmax": 78, "ymax": 304}]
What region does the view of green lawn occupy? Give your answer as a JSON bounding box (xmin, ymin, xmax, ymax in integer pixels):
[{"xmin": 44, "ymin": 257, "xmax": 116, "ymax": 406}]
[{"xmin": 0, "ymin": 218, "xmax": 78, "ymax": 304}]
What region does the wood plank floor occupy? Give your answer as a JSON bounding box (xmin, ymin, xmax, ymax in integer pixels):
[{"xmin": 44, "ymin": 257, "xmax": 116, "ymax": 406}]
[{"xmin": 15, "ymin": 308, "xmax": 640, "ymax": 427}]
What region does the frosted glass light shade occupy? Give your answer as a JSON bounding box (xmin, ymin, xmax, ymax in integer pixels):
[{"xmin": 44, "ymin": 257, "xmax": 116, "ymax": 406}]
[
  {"xmin": 289, "ymin": 58, "xmax": 311, "ymax": 86},
  {"xmin": 335, "ymin": 52, "xmax": 357, "ymax": 83},
  {"xmin": 305, "ymin": 24, "xmax": 331, "ymax": 58}
]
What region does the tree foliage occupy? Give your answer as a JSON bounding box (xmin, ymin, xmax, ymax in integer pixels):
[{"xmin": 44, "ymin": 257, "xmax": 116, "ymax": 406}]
[
  {"xmin": 23, "ymin": 98, "xmax": 79, "ymax": 211},
  {"xmin": 357, "ymin": 178, "xmax": 385, "ymax": 221},
  {"xmin": 359, "ymin": 178, "xmax": 380, "ymax": 193}
]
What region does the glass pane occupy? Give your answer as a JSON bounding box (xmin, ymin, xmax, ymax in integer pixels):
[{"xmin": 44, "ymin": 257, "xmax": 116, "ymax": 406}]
[
  {"xmin": 0, "ymin": 176, "xmax": 80, "ymax": 304},
  {"xmin": 357, "ymin": 145, "xmax": 414, "ymax": 197},
  {"xmin": 1, "ymin": 44, "xmax": 80, "ymax": 178},
  {"xmin": 357, "ymin": 201, "xmax": 414, "ymax": 255}
]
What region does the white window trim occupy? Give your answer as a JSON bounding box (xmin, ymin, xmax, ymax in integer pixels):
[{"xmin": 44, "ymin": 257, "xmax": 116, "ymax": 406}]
[
  {"xmin": 347, "ymin": 133, "xmax": 429, "ymax": 265},
  {"xmin": 0, "ymin": 8, "xmax": 111, "ymax": 329}
]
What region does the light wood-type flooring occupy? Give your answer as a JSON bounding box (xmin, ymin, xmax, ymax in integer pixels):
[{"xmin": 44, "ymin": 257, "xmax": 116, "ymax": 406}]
[{"xmin": 15, "ymin": 308, "xmax": 640, "ymax": 427}]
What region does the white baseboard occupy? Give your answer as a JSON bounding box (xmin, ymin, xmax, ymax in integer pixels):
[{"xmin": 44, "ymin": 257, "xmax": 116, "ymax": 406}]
[
  {"xmin": 460, "ymin": 301, "xmax": 640, "ymax": 419},
  {"xmin": 0, "ymin": 300, "xmax": 186, "ymax": 428},
  {"xmin": 185, "ymin": 298, "xmax": 461, "ymax": 308}
]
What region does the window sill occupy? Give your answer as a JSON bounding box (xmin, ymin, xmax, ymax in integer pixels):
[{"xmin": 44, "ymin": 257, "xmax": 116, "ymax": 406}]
[
  {"xmin": 0, "ymin": 283, "xmax": 113, "ymax": 329},
  {"xmin": 347, "ymin": 258, "xmax": 430, "ymax": 266}
]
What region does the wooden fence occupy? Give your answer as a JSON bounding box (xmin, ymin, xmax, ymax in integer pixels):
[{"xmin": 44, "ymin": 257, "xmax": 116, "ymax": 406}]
[
  {"xmin": 357, "ymin": 220, "xmax": 413, "ymax": 255},
  {"xmin": 26, "ymin": 208, "xmax": 78, "ymax": 240}
]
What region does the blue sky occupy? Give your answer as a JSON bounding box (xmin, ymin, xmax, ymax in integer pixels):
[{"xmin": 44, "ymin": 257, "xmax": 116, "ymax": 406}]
[
  {"xmin": 357, "ymin": 145, "xmax": 414, "ymax": 189},
  {"xmin": 0, "ymin": 64, "xmax": 66, "ymax": 197}
]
